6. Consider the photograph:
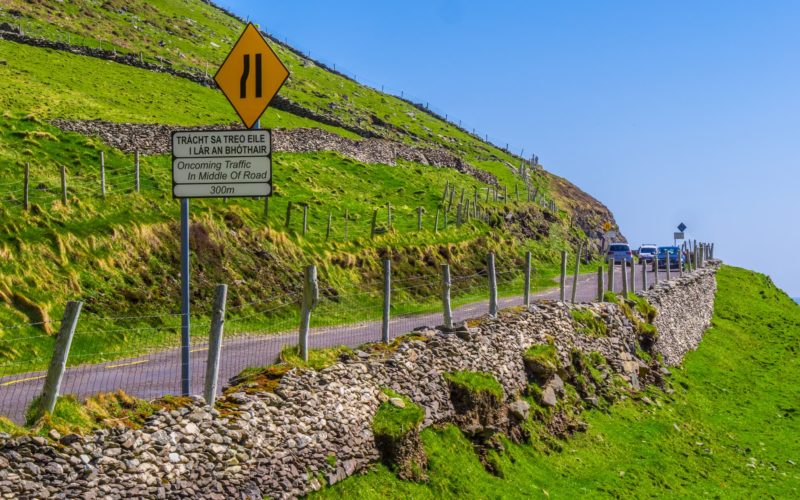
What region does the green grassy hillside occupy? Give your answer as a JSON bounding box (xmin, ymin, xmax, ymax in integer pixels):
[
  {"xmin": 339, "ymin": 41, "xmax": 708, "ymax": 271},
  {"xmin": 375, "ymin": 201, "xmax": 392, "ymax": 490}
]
[
  {"xmin": 0, "ymin": 0, "xmax": 605, "ymax": 375},
  {"xmin": 314, "ymin": 266, "xmax": 800, "ymax": 498}
]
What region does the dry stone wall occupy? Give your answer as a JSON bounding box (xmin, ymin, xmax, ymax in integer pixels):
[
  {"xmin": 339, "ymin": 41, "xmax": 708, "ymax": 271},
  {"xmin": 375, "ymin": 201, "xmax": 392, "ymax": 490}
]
[
  {"xmin": 49, "ymin": 120, "xmax": 499, "ymax": 186},
  {"xmin": 0, "ymin": 266, "xmax": 718, "ymax": 499}
]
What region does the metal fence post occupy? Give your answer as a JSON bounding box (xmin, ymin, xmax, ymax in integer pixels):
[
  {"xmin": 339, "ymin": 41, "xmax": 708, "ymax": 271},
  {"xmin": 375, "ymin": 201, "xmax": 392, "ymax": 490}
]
[
  {"xmin": 523, "ymin": 251, "xmax": 532, "ymax": 306},
  {"xmin": 597, "ymin": 266, "xmax": 604, "ymax": 301},
  {"xmin": 302, "ymin": 205, "xmax": 309, "ymax": 236},
  {"xmin": 607, "ymin": 258, "xmax": 615, "ymax": 292},
  {"xmin": 488, "ymin": 253, "xmax": 498, "ymax": 316},
  {"xmin": 441, "ymin": 264, "xmax": 453, "ymax": 329},
  {"xmin": 417, "ymin": 207, "xmax": 423, "ymax": 231},
  {"xmin": 299, "ymin": 265, "xmax": 319, "ymax": 362},
  {"xmin": 621, "ymin": 260, "xmax": 629, "ymax": 296},
  {"xmin": 370, "ymin": 208, "xmax": 378, "ymax": 239},
  {"xmin": 571, "ymin": 244, "xmax": 583, "ymax": 303},
  {"xmin": 99, "ymin": 152, "xmax": 106, "ymax": 198},
  {"xmin": 382, "ymin": 259, "xmax": 391, "ymax": 344},
  {"xmin": 134, "ymin": 151, "xmax": 140, "ymax": 193},
  {"xmin": 559, "ymin": 250, "xmax": 567, "ymax": 301},
  {"xmin": 285, "ymin": 201, "xmax": 293, "ymax": 228},
  {"xmin": 326, "ymin": 210, "xmax": 332, "ymax": 241},
  {"xmin": 40, "ymin": 301, "xmax": 83, "ymax": 415},
  {"xmin": 263, "ymin": 196, "xmax": 269, "ymax": 220},
  {"xmin": 204, "ymin": 284, "xmax": 228, "ymax": 406}
]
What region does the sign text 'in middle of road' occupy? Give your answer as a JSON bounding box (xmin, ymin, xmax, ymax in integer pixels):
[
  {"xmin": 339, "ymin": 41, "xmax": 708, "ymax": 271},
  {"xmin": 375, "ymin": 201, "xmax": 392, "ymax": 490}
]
[{"xmin": 172, "ymin": 129, "xmax": 271, "ymax": 199}]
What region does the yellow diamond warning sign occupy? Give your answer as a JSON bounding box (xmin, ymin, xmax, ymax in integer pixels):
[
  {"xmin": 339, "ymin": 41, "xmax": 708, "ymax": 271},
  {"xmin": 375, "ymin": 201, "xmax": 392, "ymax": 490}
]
[{"xmin": 214, "ymin": 23, "xmax": 289, "ymax": 129}]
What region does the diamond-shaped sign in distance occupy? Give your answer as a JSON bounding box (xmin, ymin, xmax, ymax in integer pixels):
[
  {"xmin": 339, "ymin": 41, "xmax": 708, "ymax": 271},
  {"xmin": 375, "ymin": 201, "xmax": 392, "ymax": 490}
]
[
  {"xmin": 214, "ymin": 23, "xmax": 289, "ymax": 129},
  {"xmin": 677, "ymin": 222, "xmax": 687, "ymax": 232}
]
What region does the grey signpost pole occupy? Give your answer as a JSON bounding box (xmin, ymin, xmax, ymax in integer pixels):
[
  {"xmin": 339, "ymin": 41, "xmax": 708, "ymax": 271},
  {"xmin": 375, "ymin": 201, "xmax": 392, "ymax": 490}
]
[{"xmin": 180, "ymin": 197, "xmax": 190, "ymax": 396}]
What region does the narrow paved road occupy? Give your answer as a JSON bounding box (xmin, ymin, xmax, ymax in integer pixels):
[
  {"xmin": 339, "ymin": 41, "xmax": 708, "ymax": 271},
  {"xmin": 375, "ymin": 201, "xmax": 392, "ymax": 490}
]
[{"xmin": 0, "ymin": 266, "xmax": 673, "ymax": 423}]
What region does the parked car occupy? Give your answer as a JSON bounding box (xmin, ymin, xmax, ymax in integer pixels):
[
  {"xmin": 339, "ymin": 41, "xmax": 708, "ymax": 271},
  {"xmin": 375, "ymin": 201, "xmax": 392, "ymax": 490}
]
[
  {"xmin": 607, "ymin": 243, "xmax": 633, "ymax": 264},
  {"xmin": 657, "ymin": 246, "xmax": 683, "ymax": 269},
  {"xmin": 637, "ymin": 244, "xmax": 658, "ymax": 263}
]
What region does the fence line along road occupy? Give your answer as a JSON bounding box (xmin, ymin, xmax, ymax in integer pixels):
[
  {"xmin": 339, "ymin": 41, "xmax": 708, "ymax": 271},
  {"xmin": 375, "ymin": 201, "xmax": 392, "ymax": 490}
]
[{"xmin": 0, "ymin": 256, "xmax": 701, "ymax": 424}]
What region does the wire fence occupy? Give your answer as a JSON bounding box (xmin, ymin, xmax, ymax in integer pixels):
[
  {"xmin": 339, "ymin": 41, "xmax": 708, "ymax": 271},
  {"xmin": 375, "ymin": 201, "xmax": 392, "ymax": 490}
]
[{"xmin": 0, "ymin": 248, "xmax": 716, "ymax": 425}]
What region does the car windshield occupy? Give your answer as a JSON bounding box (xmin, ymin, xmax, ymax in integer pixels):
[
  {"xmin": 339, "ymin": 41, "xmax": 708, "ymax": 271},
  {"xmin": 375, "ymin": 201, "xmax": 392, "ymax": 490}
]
[
  {"xmin": 610, "ymin": 245, "xmax": 628, "ymax": 251},
  {"xmin": 640, "ymin": 248, "xmax": 655, "ymax": 254},
  {"xmin": 659, "ymin": 247, "xmax": 678, "ymax": 254}
]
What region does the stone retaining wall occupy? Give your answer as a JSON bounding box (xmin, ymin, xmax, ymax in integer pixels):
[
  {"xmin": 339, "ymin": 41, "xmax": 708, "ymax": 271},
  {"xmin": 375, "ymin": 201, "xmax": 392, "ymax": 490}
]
[{"xmin": 0, "ymin": 266, "xmax": 718, "ymax": 499}]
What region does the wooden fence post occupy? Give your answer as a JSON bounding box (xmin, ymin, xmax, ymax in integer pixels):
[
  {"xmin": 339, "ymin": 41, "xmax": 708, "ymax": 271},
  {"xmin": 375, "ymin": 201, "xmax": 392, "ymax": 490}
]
[
  {"xmin": 441, "ymin": 264, "xmax": 453, "ymax": 329},
  {"xmin": 326, "ymin": 210, "xmax": 332, "ymax": 241},
  {"xmin": 630, "ymin": 257, "xmax": 636, "ymax": 293},
  {"xmin": 571, "ymin": 244, "xmax": 582, "ymax": 303},
  {"xmin": 653, "ymin": 258, "xmax": 659, "ymax": 284},
  {"xmin": 523, "ymin": 251, "xmax": 532, "ymax": 306},
  {"xmin": 456, "ymin": 203, "xmax": 462, "ymax": 227},
  {"xmin": 99, "ymin": 152, "xmax": 105, "ymax": 198},
  {"xmin": 559, "ymin": 250, "xmax": 568, "ymax": 301},
  {"xmin": 642, "ymin": 259, "xmax": 648, "ymax": 290},
  {"xmin": 448, "ymin": 188, "xmax": 455, "ymax": 212},
  {"xmin": 382, "ymin": 259, "xmax": 391, "ymax": 344},
  {"xmin": 666, "ymin": 251, "xmax": 672, "ymax": 281},
  {"xmin": 597, "ymin": 266, "xmax": 605, "ymax": 301},
  {"xmin": 60, "ymin": 165, "xmax": 67, "ymax": 205},
  {"xmin": 263, "ymin": 197, "xmax": 269, "ymax": 220},
  {"xmin": 40, "ymin": 301, "xmax": 83, "ymax": 415},
  {"xmin": 387, "ymin": 203, "xmax": 392, "ymax": 229},
  {"xmin": 417, "ymin": 207, "xmax": 423, "ymax": 231},
  {"xmin": 370, "ymin": 208, "xmax": 378, "ymax": 239},
  {"xmin": 299, "ymin": 265, "xmax": 319, "ymax": 362},
  {"xmin": 23, "ymin": 163, "xmax": 30, "ymax": 211},
  {"xmin": 302, "ymin": 205, "xmax": 309, "ymax": 236},
  {"xmin": 607, "ymin": 258, "xmax": 615, "ymax": 292},
  {"xmin": 621, "ymin": 260, "xmax": 628, "ymax": 296},
  {"xmin": 285, "ymin": 201, "xmax": 293, "ymax": 228},
  {"xmin": 441, "ymin": 181, "xmax": 449, "ymax": 204},
  {"xmin": 488, "ymin": 253, "xmax": 498, "ymax": 316},
  {"xmin": 434, "ymin": 207, "xmax": 440, "ymax": 233},
  {"xmin": 134, "ymin": 151, "xmax": 140, "ymax": 193},
  {"xmin": 204, "ymin": 284, "xmax": 228, "ymax": 406}
]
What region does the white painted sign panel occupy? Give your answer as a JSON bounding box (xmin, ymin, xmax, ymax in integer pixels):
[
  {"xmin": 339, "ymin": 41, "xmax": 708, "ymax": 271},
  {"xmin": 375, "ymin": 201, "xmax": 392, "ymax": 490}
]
[{"xmin": 172, "ymin": 129, "xmax": 272, "ymax": 199}]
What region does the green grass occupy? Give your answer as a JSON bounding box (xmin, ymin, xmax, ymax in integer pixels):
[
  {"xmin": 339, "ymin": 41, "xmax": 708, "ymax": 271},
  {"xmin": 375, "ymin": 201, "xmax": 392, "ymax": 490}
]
[
  {"xmin": 522, "ymin": 342, "xmax": 559, "ymax": 377},
  {"xmin": 569, "ymin": 308, "xmax": 608, "ymax": 337},
  {"xmin": 443, "ymin": 371, "xmax": 504, "ymax": 401},
  {"xmin": 313, "ymin": 266, "xmax": 800, "ymax": 498},
  {"xmin": 372, "ymin": 389, "xmax": 425, "ymax": 440},
  {"xmin": 278, "ymin": 344, "xmax": 354, "ymax": 372}
]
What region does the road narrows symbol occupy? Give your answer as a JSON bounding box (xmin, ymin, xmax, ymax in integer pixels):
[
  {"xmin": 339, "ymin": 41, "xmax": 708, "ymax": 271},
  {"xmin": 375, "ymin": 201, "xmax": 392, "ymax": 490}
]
[
  {"xmin": 240, "ymin": 54, "xmax": 250, "ymax": 98},
  {"xmin": 255, "ymin": 53, "xmax": 263, "ymax": 98}
]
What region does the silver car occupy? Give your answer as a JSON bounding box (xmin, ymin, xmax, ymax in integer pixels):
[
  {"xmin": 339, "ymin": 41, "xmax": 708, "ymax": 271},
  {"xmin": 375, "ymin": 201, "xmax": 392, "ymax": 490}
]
[{"xmin": 607, "ymin": 243, "xmax": 633, "ymax": 264}]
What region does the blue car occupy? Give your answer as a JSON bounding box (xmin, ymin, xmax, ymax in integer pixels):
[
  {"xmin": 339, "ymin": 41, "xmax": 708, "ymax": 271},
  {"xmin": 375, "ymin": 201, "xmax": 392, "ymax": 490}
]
[
  {"xmin": 657, "ymin": 246, "xmax": 683, "ymax": 270},
  {"xmin": 607, "ymin": 243, "xmax": 633, "ymax": 264}
]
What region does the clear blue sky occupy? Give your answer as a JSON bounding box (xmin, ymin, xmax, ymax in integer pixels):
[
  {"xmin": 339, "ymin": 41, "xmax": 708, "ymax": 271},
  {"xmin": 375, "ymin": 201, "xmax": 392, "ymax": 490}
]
[{"xmin": 221, "ymin": 0, "xmax": 800, "ymax": 296}]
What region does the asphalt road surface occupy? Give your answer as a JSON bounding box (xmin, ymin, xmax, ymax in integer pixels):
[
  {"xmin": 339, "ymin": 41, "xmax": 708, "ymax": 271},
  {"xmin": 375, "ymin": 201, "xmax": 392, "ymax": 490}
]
[{"xmin": 0, "ymin": 266, "xmax": 674, "ymax": 423}]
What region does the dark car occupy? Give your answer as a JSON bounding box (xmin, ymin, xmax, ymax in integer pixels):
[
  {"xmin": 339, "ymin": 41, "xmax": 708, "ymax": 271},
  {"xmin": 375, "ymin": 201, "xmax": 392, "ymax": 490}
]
[{"xmin": 657, "ymin": 246, "xmax": 683, "ymax": 270}]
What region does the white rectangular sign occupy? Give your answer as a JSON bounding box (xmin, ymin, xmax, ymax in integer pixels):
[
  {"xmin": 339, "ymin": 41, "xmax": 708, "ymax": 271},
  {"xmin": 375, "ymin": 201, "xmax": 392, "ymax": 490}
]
[{"xmin": 172, "ymin": 129, "xmax": 272, "ymax": 199}]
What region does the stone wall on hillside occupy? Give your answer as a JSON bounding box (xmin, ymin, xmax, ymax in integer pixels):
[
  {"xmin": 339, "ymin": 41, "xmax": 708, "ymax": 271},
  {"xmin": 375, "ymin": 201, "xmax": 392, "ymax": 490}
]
[
  {"xmin": 49, "ymin": 120, "xmax": 499, "ymax": 186},
  {"xmin": 642, "ymin": 265, "xmax": 718, "ymax": 365},
  {"xmin": 0, "ymin": 266, "xmax": 718, "ymax": 499}
]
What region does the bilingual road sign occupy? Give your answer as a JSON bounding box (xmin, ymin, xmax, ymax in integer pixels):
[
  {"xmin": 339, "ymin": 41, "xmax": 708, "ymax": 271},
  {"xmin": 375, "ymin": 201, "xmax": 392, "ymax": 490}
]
[
  {"xmin": 677, "ymin": 222, "xmax": 687, "ymax": 232},
  {"xmin": 171, "ymin": 129, "xmax": 272, "ymax": 198},
  {"xmin": 214, "ymin": 23, "xmax": 289, "ymax": 129},
  {"xmin": 674, "ymin": 232, "xmax": 685, "ymax": 240}
]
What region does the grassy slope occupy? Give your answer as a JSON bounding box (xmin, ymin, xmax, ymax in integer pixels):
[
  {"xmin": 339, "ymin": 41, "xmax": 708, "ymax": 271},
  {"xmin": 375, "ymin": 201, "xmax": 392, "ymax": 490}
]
[
  {"xmin": 0, "ymin": 37, "xmax": 579, "ymax": 372},
  {"xmin": 0, "ymin": 0, "xmax": 535, "ymax": 185},
  {"xmin": 314, "ymin": 266, "xmax": 800, "ymax": 498}
]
